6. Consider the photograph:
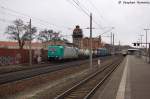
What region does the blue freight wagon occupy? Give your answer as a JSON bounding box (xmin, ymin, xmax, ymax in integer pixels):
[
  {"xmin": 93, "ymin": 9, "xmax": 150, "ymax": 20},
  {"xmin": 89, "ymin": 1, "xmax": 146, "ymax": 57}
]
[{"xmin": 97, "ymin": 48, "xmax": 109, "ymax": 56}]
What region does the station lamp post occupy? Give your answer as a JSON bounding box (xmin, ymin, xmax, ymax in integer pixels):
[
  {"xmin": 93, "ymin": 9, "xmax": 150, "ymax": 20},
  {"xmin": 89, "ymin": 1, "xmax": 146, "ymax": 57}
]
[
  {"xmin": 99, "ymin": 27, "xmax": 115, "ymax": 54},
  {"xmin": 133, "ymin": 42, "xmax": 150, "ymax": 63},
  {"xmin": 90, "ymin": 13, "xmax": 93, "ymax": 70},
  {"xmin": 139, "ymin": 34, "xmax": 144, "ymax": 48},
  {"xmin": 144, "ymin": 29, "xmax": 150, "ymax": 62}
]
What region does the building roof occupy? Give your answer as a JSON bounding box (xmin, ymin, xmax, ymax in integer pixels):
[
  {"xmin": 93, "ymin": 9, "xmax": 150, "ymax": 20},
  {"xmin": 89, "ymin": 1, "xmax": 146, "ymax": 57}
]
[
  {"xmin": 0, "ymin": 41, "xmax": 18, "ymax": 46},
  {"xmin": 128, "ymin": 49, "xmax": 139, "ymax": 51},
  {"xmin": 0, "ymin": 41, "xmax": 42, "ymax": 47}
]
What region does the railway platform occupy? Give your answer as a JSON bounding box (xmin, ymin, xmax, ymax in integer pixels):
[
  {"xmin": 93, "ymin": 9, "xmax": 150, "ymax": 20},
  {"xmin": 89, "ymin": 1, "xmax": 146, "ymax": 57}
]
[{"xmin": 92, "ymin": 55, "xmax": 150, "ymax": 99}]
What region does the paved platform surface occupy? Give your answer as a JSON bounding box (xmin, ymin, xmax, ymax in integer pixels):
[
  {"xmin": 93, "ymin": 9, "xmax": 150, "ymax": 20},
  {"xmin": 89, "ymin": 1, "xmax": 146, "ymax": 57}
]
[{"xmin": 92, "ymin": 55, "xmax": 150, "ymax": 99}]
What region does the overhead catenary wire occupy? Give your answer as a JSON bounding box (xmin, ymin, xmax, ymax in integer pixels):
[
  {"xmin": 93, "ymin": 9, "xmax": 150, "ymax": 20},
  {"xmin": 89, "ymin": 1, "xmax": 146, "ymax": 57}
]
[
  {"xmin": 72, "ymin": 0, "xmax": 103, "ymax": 29},
  {"xmin": 0, "ymin": 5, "xmax": 70, "ymax": 29},
  {"xmin": 87, "ymin": 0, "xmax": 104, "ymax": 20},
  {"xmin": 76, "ymin": 0, "xmax": 104, "ymax": 25},
  {"xmin": 0, "ymin": 16, "xmax": 49, "ymax": 31},
  {"xmin": 0, "ymin": 5, "xmax": 77, "ymax": 39},
  {"xmin": 66, "ymin": 0, "xmax": 102, "ymax": 29},
  {"xmin": 67, "ymin": 0, "xmax": 104, "ymax": 29},
  {"xmin": 0, "ymin": 0, "xmax": 111, "ymax": 40},
  {"xmin": 86, "ymin": 0, "xmax": 112, "ymax": 29},
  {"xmin": 0, "ymin": 18, "xmax": 13, "ymax": 24},
  {"xmin": 0, "ymin": 2, "xmax": 52, "ymax": 29},
  {"xmin": 100, "ymin": 27, "xmax": 114, "ymax": 36},
  {"xmin": 67, "ymin": 0, "xmax": 90, "ymax": 16},
  {"xmin": 74, "ymin": 0, "xmax": 91, "ymax": 16},
  {"xmin": 0, "ymin": 16, "xmax": 72, "ymax": 37},
  {"xmin": 0, "ymin": 9, "xmax": 48, "ymax": 28},
  {"xmin": 0, "ymin": 17, "xmax": 56, "ymax": 35},
  {"xmin": 0, "ymin": 2, "xmax": 105, "ymax": 30},
  {"xmin": 0, "ymin": 2, "xmax": 76, "ymax": 40}
]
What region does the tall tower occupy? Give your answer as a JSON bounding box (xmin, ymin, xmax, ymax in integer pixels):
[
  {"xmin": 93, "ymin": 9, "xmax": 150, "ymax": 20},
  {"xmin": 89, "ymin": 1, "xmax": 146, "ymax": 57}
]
[{"xmin": 72, "ymin": 25, "xmax": 83, "ymax": 48}]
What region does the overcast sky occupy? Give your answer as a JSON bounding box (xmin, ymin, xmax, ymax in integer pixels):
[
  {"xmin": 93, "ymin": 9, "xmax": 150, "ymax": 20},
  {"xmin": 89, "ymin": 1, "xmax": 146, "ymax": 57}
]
[{"xmin": 0, "ymin": 0, "xmax": 150, "ymax": 46}]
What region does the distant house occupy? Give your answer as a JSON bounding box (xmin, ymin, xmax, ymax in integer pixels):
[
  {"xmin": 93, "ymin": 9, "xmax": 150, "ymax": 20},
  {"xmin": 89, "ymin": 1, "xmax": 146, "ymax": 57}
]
[
  {"xmin": 81, "ymin": 37, "xmax": 104, "ymax": 50},
  {"xmin": 0, "ymin": 41, "xmax": 43, "ymax": 49},
  {"xmin": 72, "ymin": 25, "xmax": 104, "ymax": 50}
]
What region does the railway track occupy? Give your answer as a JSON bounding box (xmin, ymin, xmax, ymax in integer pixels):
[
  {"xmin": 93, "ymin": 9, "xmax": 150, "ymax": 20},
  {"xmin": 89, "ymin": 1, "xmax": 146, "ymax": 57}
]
[
  {"xmin": 0, "ymin": 57, "xmax": 107, "ymax": 85},
  {"xmin": 0, "ymin": 56, "xmax": 110, "ymax": 75},
  {"xmin": 54, "ymin": 57, "xmax": 123, "ymax": 99}
]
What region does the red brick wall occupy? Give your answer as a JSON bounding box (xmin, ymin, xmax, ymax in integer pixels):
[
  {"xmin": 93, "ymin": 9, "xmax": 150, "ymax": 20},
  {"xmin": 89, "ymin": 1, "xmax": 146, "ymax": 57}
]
[{"xmin": 0, "ymin": 49, "xmax": 48, "ymax": 66}]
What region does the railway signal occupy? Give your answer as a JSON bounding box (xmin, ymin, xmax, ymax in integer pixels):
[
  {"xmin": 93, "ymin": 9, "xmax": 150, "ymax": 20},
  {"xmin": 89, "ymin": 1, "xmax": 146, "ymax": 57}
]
[
  {"xmin": 133, "ymin": 43, "xmax": 140, "ymax": 46},
  {"xmin": 133, "ymin": 42, "xmax": 150, "ymax": 63}
]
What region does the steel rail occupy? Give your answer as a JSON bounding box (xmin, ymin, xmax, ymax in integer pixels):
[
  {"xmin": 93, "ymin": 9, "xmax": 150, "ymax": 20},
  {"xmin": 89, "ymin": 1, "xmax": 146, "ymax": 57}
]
[
  {"xmin": 54, "ymin": 58, "xmax": 123, "ymax": 99},
  {"xmin": 0, "ymin": 57, "xmax": 103, "ymax": 75},
  {"xmin": 0, "ymin": 58, "xmax": 100, "ymax": 85},
  {"xmin": 84, "ymin": 59, "xmax": 122, "ymax": 99}
]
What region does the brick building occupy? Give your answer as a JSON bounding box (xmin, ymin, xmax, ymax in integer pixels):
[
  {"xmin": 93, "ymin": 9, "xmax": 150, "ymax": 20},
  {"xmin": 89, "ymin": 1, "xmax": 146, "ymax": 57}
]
[
  {"xmin": 72, "ymin": 25, "xmax": 104, "ymax": 50},
  {"xmin": 72, "ymin": 25, "xmax": 83, "ymax": 48},
  {"xmin": 81, "ymin": 37, "xmax": 103, "ymax": 50}
]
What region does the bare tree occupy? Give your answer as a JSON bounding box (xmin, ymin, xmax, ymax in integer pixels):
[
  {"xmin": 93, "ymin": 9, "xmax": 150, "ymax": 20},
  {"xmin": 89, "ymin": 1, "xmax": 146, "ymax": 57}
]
[
  {"xmin": 6, "ymin": 19, "xmax": 37, "ymax": 49},
  {"xmin": 38, "ymin": 29, "xmax": 61, "ymax": 42},
  {"xmin": 38, "ymin": 29, "xmax": 53, "ymax": 42}
]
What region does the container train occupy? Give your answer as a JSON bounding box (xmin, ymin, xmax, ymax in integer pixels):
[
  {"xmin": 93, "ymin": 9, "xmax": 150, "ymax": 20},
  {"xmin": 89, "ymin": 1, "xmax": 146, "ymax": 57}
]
[
  {"xmin": 48, "ymin": 45, "xmax": 78, "ymax": 60},
  {"xmin": 48, "ymin": 45, "xmax": 110, "ymax": 60},
  {"xmin": 97, "ymin": 48, "xmax": 110, "ymax": 56},
  {"xmin": 122, "ymin": 50, "xmax": 128, "ymax": 56}
]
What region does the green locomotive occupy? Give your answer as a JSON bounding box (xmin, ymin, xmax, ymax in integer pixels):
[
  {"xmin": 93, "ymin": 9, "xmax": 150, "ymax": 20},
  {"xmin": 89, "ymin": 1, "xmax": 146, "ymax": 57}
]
[{"xmin": 48, "ymin": 45, "xmax": 79, "ymax": 60}]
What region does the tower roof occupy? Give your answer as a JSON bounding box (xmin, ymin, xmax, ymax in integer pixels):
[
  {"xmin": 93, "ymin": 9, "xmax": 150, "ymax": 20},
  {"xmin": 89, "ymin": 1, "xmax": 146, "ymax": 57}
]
[{"xmin": 72, "ymin": 25, "xmax": 83, "ymax": 38}]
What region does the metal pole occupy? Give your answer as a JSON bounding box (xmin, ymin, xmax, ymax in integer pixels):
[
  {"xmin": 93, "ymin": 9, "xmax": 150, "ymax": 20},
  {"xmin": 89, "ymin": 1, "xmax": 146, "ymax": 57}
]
[
  {"xmin": 149, "ymin": 43, "xmax": 150, "ymax": 63},
  {"xmin": 119, "ymin": 41, "xmax": 121, "ymax": 51},
  {"xmin": 110, "ymin": 32, "xmax": 112, "ymax": 53},
  {"xmin": 146, "ymin": 30, "xmax": 147, "ymax": 62},
  {"xmin": 139, "ymin": 35, "xmax": 144, "ymax": 48},
  {"xmin": 140, "ymin": 35, "xmax": 144, "ymax": 56},
  {"xmin": 111, "ymin": 32, "xmax": 112, "ymax": 45},
  {"xmin": 29, "ymin": 19, "xmax": 32, "ymax": 66},
  {"xmin": 90, "ymin": 13, "xmax": 92, "ymax": 69},
  {"xmin": 113, "ymin": 33, "xmax": 115, "ymax": 55},
  {"xmin": 144, "ymin": 29, "xmax": 150, "ymax": 62}
]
